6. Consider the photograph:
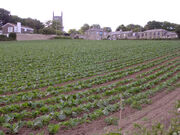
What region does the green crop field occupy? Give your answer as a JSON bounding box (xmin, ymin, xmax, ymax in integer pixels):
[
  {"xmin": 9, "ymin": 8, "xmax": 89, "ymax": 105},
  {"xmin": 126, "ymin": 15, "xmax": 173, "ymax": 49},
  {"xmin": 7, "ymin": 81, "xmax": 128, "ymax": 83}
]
[{"xmin": 0, "ymin": 40, "xmax": 180, "ymax": 135}]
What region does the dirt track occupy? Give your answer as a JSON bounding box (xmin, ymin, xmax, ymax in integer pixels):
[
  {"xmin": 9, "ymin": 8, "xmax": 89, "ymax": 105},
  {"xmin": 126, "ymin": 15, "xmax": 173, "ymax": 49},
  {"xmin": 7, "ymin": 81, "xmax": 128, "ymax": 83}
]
[{"xmin": 58, "ymin": 87, "xmax": 180, "ymax": 135}]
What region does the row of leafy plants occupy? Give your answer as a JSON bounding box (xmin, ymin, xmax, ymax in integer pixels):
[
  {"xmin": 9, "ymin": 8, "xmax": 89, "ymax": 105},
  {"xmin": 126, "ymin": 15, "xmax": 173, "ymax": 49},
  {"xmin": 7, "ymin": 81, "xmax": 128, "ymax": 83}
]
[
  {"xmin": 1, "ymin": 71, "xmax": 179, "ymax": 135},
  {"xmin": 0, "ymin": 53, "xmax": 179, "ymax": 106},
  {"xmin": 0, "ymin": 64, "xmax": 179, "ymax": 134},
  {"xmin": 1, "ymin": 46, "xmax": 179, "ymax": 94}
]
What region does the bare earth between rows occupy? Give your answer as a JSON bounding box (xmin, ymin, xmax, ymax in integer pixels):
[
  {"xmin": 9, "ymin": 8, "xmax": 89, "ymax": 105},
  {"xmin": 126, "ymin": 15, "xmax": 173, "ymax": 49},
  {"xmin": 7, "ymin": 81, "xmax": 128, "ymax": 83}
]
[
  {"xmin": 1, "ymin": 54, "xmax": 179, "ymax": 98},
  {"xmin": 0, "ymin": 56, "xmax": 179, "ymax": 107},
  {"xmin": 57, "ymin": 85, "xmax": 180, "ymax": 135}
]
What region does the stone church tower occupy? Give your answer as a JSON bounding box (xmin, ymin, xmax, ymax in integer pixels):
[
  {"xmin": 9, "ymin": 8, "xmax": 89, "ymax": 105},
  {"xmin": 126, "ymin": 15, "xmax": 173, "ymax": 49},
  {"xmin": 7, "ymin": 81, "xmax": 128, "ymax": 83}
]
[{"xmin": 53, "ymin": 11, "xmax": 64, "ymax": 31}]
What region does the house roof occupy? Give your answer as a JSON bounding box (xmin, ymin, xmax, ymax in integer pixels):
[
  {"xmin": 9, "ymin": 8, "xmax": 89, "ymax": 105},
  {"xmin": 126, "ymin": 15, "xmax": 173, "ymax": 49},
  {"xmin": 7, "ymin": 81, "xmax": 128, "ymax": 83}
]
[
  {"xmin": 2, "ymin": 23, "xmax": 34, "ymax": 30},
  {"xmin": 2, "ymin": 23, "xmax": 16, "ymax": 27},
  {"xmin": 144, "ymin": 29, "xmax": 166, "ymax": 33},
  {"xmin": 109, "ymin": 31, "xmax": 121, "ymax": 36},
  {"xmin": 166, "ymin": 32, "xmax": 177, "ymax": 35},
  {"xmin": 121, "ymin": 31, "xmax": 133, "ymax": 34}
]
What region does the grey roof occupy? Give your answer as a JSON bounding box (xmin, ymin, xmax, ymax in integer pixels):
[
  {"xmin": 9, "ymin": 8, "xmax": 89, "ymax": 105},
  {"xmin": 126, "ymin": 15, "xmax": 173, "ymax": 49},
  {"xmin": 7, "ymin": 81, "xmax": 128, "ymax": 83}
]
[
  {"xmin": 121, "ymin": 31, "xmax": 133, "ymax": 34},
  {"xmin": 166, "ymin": 32, "xmax": 177, "ymax": 35},
  {"xmin": 109, "ymin": 31, "xmax": 122, "ymax": 35},
  {"xmin": 2, "ymin": 23, "xmax": 34, "ymax": 30},
  {"xmin": 87, "ymin": 28, "xmax": 104, "ymax": 32},
  {"xmin": 109, "ymin": 31, "xmax": 133, "ymax": 35},
  {"xmin": 144, "ymin": 29, "xmax": 166, "ymax": 32}
]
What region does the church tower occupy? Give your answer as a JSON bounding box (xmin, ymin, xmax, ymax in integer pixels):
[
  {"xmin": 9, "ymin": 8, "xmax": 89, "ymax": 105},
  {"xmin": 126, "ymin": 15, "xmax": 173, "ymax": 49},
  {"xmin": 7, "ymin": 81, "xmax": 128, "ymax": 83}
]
[
  {"xmin": 53, "ymin": 11, "xmax": 54, "ymax": 20},
  {"xmin": 52, "ymin": 11, "xmax": 64, "ymax": 31}
]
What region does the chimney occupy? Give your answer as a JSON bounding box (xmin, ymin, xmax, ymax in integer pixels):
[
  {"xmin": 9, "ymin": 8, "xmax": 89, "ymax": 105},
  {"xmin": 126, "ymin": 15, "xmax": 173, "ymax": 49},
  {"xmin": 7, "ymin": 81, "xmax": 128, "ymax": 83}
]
[{"xmin": 17, "ymin": 22, "xmax": 21, "ymax": 33}]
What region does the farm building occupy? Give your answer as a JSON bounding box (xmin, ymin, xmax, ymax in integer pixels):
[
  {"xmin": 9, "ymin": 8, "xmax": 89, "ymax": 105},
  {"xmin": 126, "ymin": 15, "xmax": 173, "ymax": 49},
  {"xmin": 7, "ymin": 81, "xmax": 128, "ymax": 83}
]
[
  {"xmin": 140, "ymin": 29, "xmax": 177, "ymax": 39},
  {"xmin": 105, "ymin": 29, "xmax": 178, "ymax": 40},
  {"xmin": 2, "ymin": 22, "xmax": 34, "ymax": 35},
  {"xmin": 84, "ymin": 28, "xmax": 109, "ymax": 40}
]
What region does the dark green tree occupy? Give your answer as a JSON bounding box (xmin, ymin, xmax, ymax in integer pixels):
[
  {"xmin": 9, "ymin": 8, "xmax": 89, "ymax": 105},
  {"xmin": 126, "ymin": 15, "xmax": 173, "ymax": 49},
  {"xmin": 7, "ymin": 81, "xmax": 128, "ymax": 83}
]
[
  {"xmin": 0, "ymin": 8, "xmax": 11, "ymax": 26},
  {"xmin": 23, "ymin": 18, "xmax": 44, "ymax": 33},
  {"xmin": 126, "ymin": 24, "xmax": 144, "ymax": 32},
  {"xmin": 79, "ymin": 24, "xmax": 90, "ymax": 34},
  {"xmin": 90, "ymin": 24, "xmax": 101, "ymax": 29},
  {"xmin": 116, "ymin": 24, "xmax": 127, "ymax": 31},
  {"xmin": 162, "ymin": 21, "xmax": 177, "ymax": 31},
  {"xmin": 103, "ymin": 27, "xmax": 112, "ymax": 32},
  {"xmin": 68, "ymin": 29, "xmax": 79, "ymax": 35},
  {"xmin": 144, "ymin": 21, "xmax": 163, "ymax": 30}
]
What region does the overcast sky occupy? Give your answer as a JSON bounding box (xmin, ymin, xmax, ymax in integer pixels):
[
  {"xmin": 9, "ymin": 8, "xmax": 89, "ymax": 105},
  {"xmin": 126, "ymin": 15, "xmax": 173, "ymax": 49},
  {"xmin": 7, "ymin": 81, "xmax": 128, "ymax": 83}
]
[{"xmin": 1, "ymin": 0, "xmax": 180, "ymax": 31}]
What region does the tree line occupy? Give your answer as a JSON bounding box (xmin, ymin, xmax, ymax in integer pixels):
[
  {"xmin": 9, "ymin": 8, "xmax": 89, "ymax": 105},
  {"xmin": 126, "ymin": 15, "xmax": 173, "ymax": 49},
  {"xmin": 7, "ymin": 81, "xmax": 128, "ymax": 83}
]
[
  {"xmin": 69, "ymin": 21, "xmax": 180, "ymax": 38},
  {"xmin": 0, "ymin": 8, "xmax": 180, "ymax": 38}
]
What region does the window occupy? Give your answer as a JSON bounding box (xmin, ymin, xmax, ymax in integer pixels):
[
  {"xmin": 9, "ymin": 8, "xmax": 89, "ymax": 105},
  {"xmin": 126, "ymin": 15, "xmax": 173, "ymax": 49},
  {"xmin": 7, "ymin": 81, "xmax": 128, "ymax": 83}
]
[
  {"xmin": 14, "ymin": 26, "xmax": 17, "ymax": 32},
  {"xmin": 99, "ymin": 31, "xmax": 103, "ymax": 36},
  {"xmin": 8, "ymin": 27, "xmax": 13, "ymax": 32}
]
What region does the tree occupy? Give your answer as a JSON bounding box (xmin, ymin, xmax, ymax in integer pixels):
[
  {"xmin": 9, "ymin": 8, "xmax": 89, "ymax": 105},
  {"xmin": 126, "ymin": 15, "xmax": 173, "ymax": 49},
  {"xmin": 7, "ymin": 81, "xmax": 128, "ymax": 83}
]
[
  {"xmin": 43, "ymin": 20, "xmax": 63, "ymax": 35},
  {"xmin": 79, "ymin": 24, "xmax": 90, "ymax": 34},
  {"xmin": 144, "ymin": 21, "xmax": 163, "ymax": 30},
  {"xmin": 162, "ymin": 21, "xmax": 177, "ymax": 31},
  {"xmin": 0, "ymin": 8, "xmax": 11, "ymax": 26},
  {"xmin": 90, "ymin": 24, "xmax": 101, "ymax": 29},
  {"xmin": 45, "ymin": 20, "xmax": 53, "ymax": 28},
  {"xmin": 175, "ymin": 25, "xmax": 180, "ymax": 39},
  {"xmin": 40, "ymin": 27, "xmax": 56, "ymax": 34},
  {"xmin": 10, "ymin": 15, "xmax": 23, "ymax": 24},
  {"xmin": 68, "ymin": 29, "xmax": 79, "ymax": 35},
  {"xmin": 116, "ymin": 25, "xmax": 127, "ymax": 31},
  {"xmin": 23, "ymin": 18, "xmax": 44, "ymax": 33},
  {"xmin": 126, "ymin": 24, "xmax": 144, "ymax": 32},
  {"xmin": 103, "ymin": 27, "xmax": 112, "ymax": 32},
  {"xmin": 51, "ymin": 20, "xmax": 63, "ymax": 31}
]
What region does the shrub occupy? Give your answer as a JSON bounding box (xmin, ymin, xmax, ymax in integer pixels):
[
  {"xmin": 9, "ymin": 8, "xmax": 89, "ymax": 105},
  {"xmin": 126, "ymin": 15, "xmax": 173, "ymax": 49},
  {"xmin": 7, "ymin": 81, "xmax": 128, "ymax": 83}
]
[
  {"xmin": 48, "ymin": 124, "xmax": 60, "ymax": 135},
  {"xmin": 0, "ymin": 130, "xmax": 5, "ymax": 135},
  {"xmin": 104, "ymin": 117, "xmax": 119, "ymax": 125},
  {"xmin": 41, "ymin": 28, "xmax": 56, "ymax": 35},
  {"xmin": 131, "ymin": 100, "xmax": 142, "ymax": 110},
  {"xmin": 9, "ymin": 32, "xmax": 16, "ymax": 40},
  {"xmin": 53, "ymin": 36, "xmax": 71, "ymax": 39},
  {"xmin": 0, "ymin": 35, "xmax": 9, "ymax": 41}
]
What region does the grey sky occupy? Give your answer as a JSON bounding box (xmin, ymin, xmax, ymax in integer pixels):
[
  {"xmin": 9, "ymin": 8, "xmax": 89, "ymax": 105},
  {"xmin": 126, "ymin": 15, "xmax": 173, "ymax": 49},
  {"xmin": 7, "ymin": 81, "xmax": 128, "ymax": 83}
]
[{"xmin": 1, "ymin": 0, "xmax": 180, "ymax": 31}]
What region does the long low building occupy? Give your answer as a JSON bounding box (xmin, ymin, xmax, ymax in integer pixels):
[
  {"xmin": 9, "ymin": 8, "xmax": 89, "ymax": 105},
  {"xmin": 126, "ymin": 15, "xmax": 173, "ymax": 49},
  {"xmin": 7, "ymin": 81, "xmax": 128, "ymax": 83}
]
[
  {"xmin": 84, "ymin": 28, "xmax": 178, "ymax": 40},
  {"xmin": 109, "ymin": 29, "xmax": 178, "ymax": 40}
]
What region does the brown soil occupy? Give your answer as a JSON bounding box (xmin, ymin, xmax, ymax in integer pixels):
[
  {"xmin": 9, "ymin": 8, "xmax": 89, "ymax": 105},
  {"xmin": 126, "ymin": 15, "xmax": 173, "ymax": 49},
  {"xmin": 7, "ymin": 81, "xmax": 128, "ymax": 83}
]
[
  {"xmin": 1, "ymin": 56, "xmax": 178, "ymax": 108},
  {"xmin": 56, "ymin": 87, "xmax": 180, "ymax": 135}
]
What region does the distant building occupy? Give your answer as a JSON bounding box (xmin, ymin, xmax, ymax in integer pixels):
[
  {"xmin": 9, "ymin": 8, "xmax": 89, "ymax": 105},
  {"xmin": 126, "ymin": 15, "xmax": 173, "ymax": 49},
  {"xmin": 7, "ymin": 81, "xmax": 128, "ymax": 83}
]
[
  {"xmin": 107, "ymin": 29, "xmax": 178, "ymax": 40},
  {"xmin": 2, "ymin": 22, "xmax": 34, "ymax": 35},
  {"xmin": 53, "ymin": 11, "xmax": 64, "ymax": 31},
  {"xmin": 84, "ymin": 27, "xmax": 108, "ymax": 40},
  {"xmin": 166, "ymin": 31, "xmax": 178, "ymax": 39}
]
